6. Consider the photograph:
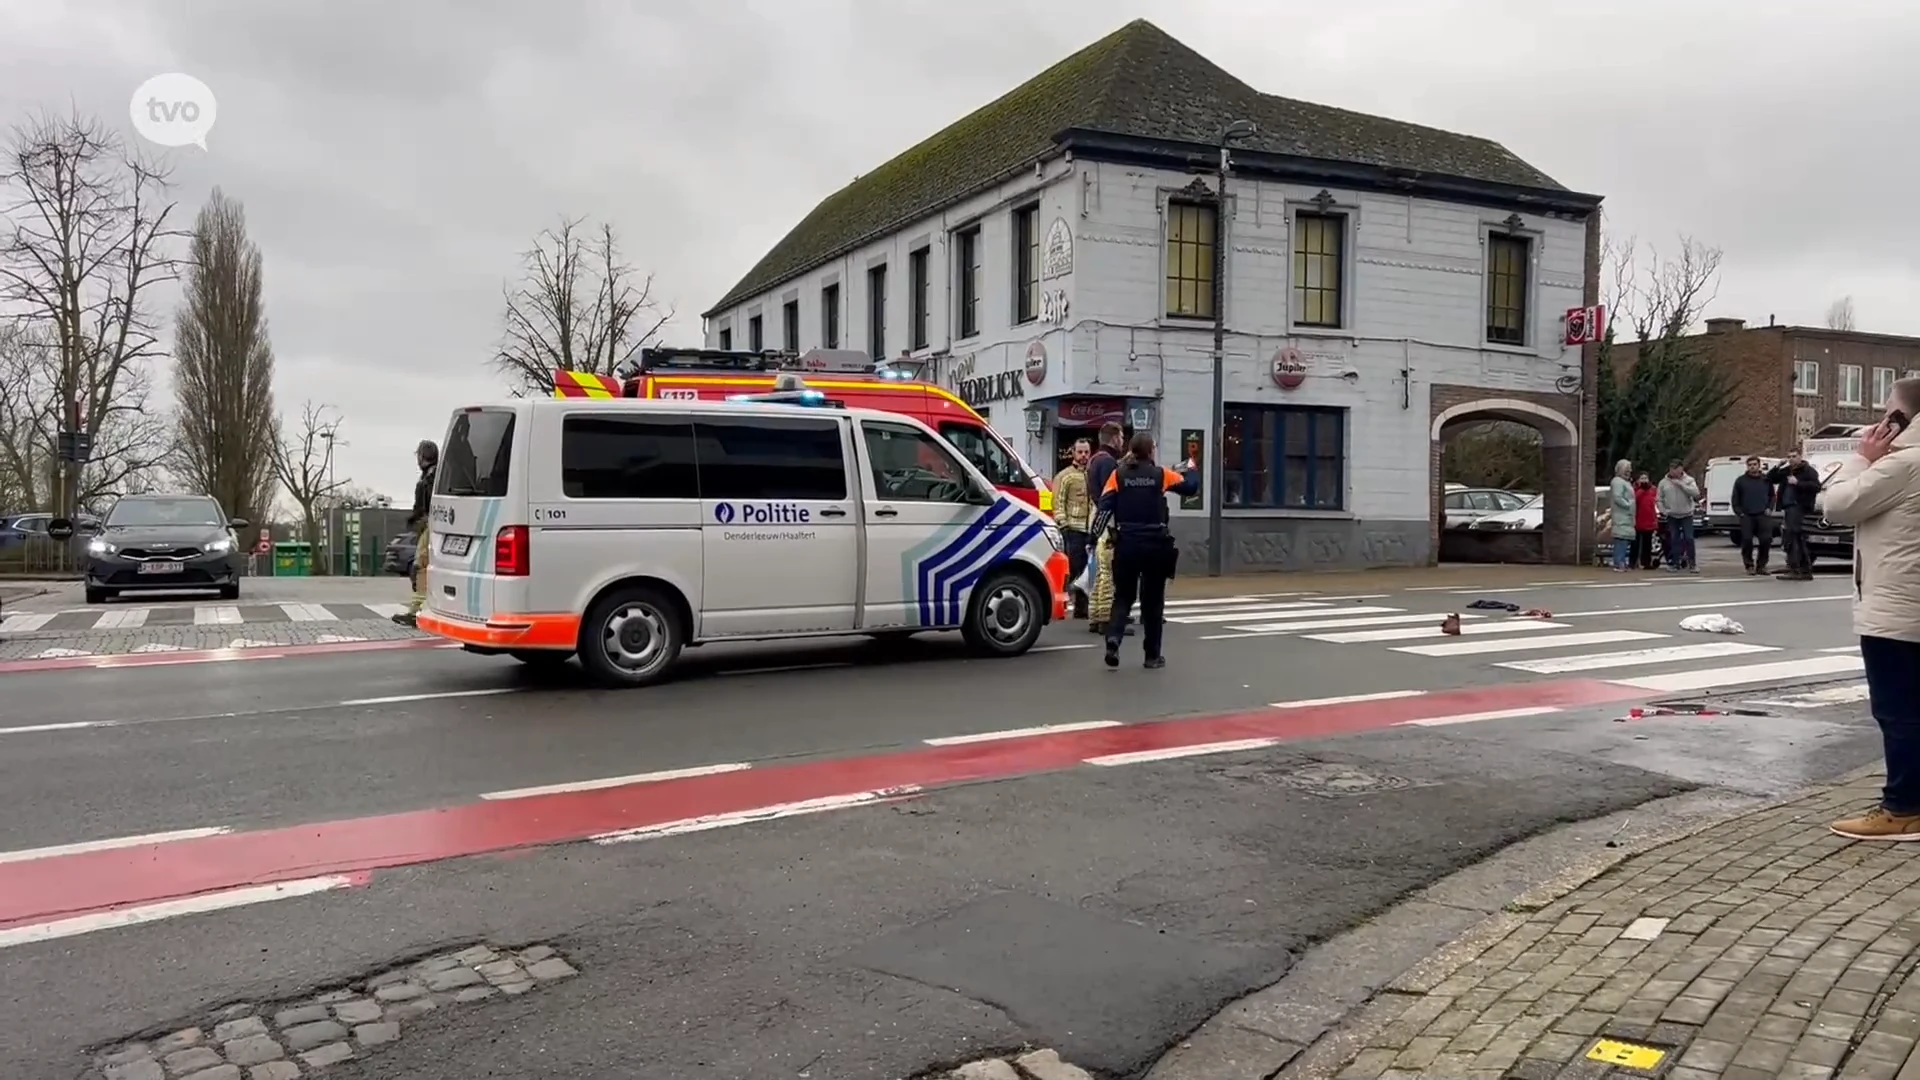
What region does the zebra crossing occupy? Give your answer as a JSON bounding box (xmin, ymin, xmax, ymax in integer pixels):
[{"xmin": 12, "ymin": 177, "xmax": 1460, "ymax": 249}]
[
  {"xmin": 1169, "ymin": 594, "xmax": 1865, "ymax": 697},
  {"xmin": 0, "ymin": 602, "xmax": 410, "ymax": 635}
]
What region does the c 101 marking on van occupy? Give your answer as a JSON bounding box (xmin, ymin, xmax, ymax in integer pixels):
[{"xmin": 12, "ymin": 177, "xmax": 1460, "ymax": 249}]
[
  {"xmin": 713, "ymin": 502, "xmax": 812, "ymax": 525},
  {"xmin": 534, "ymin": 507, "xmax": 567, "ymax": 522}
]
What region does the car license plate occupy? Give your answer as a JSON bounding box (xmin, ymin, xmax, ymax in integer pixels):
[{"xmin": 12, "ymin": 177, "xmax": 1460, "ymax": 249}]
[
  {"xmin": 441, "ymin": 534, "xmax": 471, "ymax": 556},
  {"xmin": 139, "ymin": 561, "xmax": 183, "ymax": 574}
]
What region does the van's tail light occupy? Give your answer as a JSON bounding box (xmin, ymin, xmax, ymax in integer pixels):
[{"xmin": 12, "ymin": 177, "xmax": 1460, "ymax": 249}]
[{"xmin": 494, "ymin": 525, "xmax": 529, "ymax": 576}]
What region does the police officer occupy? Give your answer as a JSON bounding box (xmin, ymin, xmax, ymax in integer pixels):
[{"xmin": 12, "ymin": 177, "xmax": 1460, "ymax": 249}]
[{"xmin": 1093, "ymin": 433, "xmax": 1199, "ymax": 669}]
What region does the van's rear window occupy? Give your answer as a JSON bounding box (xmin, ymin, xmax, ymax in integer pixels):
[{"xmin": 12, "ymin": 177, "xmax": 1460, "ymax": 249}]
[{"xmin": 438, "ymin": 409, "xmax": 516, "ymax": 498}]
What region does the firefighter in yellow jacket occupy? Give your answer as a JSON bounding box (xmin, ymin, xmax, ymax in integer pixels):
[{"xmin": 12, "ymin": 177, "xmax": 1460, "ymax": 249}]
[{"xmin": 1083, "ymin": 423, "xmax": 1126, "ymax": 634}]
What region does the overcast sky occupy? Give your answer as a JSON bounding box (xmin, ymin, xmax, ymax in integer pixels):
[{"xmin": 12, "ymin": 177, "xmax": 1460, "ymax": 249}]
[{"xmin": 2, "ymin": 0, "xmax": 1912, "ymax": 501}]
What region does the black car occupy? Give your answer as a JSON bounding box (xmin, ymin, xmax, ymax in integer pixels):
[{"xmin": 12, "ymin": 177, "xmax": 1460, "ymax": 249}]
[
  {"xmin": 82, "ymin": 494, "xmax": 248, "ymax": 604},
  {"xmin": 383, "ymin": 531, "xmax": 418, "ymax": 576}
]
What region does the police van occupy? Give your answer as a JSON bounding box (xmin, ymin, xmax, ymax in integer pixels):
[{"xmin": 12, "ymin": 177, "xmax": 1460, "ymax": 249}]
[{"xmin": 414, "ymin": 394, "xmax": 1071, "ymax": 686}]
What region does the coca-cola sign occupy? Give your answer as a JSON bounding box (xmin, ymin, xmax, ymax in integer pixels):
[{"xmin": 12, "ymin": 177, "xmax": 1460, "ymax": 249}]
[{"xmin": 1056, "ymin": 398, "xmax": 1125, "ymax": 426}]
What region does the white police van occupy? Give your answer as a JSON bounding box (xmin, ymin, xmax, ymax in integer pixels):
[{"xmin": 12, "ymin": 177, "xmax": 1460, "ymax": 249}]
[{"xmin": 415, "ymin": 394, "xmax": 1070, "ymax": 686}]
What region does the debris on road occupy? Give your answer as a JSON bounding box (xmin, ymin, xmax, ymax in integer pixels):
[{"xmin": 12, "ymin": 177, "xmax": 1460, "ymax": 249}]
[
  {"xmin": 1466, "ymin": 599, "xmax": 1520, "ymax": 611},
  {"xmin": 932, "ymin": 1051, "xmax": 1097, "ymax": 1080},
  {"xmin": 1678, "ymin": 612, "xmax": 1744, "ymax": 633},
  {"xmin": 91, "ymin": 943, "xmax": 576, "ymax": 1079},
  {"xmin": 1440, "ymin": 613, "xmax": 1462, "ymax": 635}
]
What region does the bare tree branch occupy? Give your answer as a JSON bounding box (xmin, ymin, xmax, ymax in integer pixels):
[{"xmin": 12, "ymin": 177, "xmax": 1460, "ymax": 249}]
[
  {"xmin": 1826, "ymin": 295, "xmax": 1857, "ymax": 332},
  {"xmin": 0, "ymin": 109, "xmax": 182, "ymax": 512},
  {"xmin": 269, "ymin": 400, "xmax": 347, "ymax": 572},
  {"xmin": 173, "ymin": 187, "xmax": 278, "ymax": 524},
  {"xmin": 492, "ymin": 216, "xmax": 673, "ymax": 395}
]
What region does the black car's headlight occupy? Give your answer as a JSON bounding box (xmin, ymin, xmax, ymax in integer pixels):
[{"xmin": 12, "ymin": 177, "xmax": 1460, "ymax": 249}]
[{"xmin": 87, "ymin": 537, "xmax": 115, "ymax": 556}]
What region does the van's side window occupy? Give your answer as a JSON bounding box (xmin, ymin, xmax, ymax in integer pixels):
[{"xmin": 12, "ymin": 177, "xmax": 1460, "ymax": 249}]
[
  {"xmin": 939, "ymin": 422, "xmax": 1023, "ymax": 487},
  {"xmin": 863, "ymin": 423, "xmax": 971, "ymax": 503},
  {"xmin": 695, "ymin": 418, "xmax": 847, "ymax": 501},
  {"xmin": 561, "ymin": 416, "xmax": 699, "ymax": 499}
]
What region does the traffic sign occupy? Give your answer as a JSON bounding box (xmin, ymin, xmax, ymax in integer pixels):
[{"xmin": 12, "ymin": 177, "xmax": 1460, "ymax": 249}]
[
  {"xmin": 56, "ymin": 430, "xmax": 92, "ymax": 462},
  {"xmin": 46, "ymin": 518, "xmax": 74, "ymax": 541}
]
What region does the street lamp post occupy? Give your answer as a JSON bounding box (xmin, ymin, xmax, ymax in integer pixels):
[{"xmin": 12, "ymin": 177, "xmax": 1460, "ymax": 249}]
[{"xmin": 1208, "ymin": 119, "xmax": 1257, "ymax": 577}]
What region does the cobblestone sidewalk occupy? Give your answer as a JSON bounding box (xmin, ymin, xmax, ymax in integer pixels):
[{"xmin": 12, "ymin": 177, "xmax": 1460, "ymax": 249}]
[{"xmin": 1293, "ymin": 773, "xmax": 1920, "ymax": 1080}]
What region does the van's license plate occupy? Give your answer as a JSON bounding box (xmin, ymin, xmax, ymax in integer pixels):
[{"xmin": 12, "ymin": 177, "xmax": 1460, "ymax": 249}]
[
  {"xmin": 441, "ymin": 534, "xmax": 471, "ymax": 556},
  {"xmin": 138, "ymin": 561, "xmax": 183, "ymax": 574}
]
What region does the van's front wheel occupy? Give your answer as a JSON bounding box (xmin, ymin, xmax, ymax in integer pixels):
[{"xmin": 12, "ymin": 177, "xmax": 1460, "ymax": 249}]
[
  {"xmin": 578, "ymin": 586, "xmax": 682, "ymax": 687},
  {"xmin": 961, "ymin": 571, "xmax": 1044, "ymax": 657}
]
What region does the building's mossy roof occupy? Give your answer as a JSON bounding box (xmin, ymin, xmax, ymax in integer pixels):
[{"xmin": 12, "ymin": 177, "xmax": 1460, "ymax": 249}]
[{"xmin": 707, "ymin": 19, "xmax": 1570, "ymax": 317}]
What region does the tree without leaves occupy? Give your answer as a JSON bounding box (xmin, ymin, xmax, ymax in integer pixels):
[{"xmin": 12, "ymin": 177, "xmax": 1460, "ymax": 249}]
[
  {"xmin": 0, "ymin": 110, "xmax": 181, "ymax": 512},
  {"xmin": 1442, "ymin": 421, "xmax": 1545, "ymax": 492},
  {"xmin": 1826, "ymin": 295, "xmax": 1857, "ymax": 332},
  {"xmin": 172, "ymin": 188, "xmax": 278, "ymax": 525},
  {"xmin": 1594, "ymin": 235, "xmax": 1739, "ymax": 481},
  {"xmin": 269, "ymin": 400, "xmax": 347, "ymax": 574},
  {"xmin": 493, "ymin": 217, "xmax": 672, "ymax": 395}
]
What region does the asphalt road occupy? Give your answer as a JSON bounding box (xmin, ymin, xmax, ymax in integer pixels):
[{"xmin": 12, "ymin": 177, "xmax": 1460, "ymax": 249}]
[{"xmin": 0, "ymin": 570, "xmax": 1879, "ymax": 1079}]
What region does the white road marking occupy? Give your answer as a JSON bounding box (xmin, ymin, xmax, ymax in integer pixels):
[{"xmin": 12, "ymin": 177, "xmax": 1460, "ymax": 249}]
[
  {"xmin": 1165, "ymin": 602, "xmax": 1339, "ymax": 623},
  {"xmin": 337, "ymin": 687, "xmax": 520, "ymax": 706},
  {"xmin": 1575, "ymin": 582, "xmax": 1652, "ymax": 590},
  {"xmin": 280, "ymin": 603, "xmax": 338, "ymax": 622},
  {"xmin": 1404, "ymin": 584, "xmax": 1481, "ymax": 592},
  {"xmin": 1200, "ymin": 612, "xmax": 1450, "ymax": 639},
  {"xmin": 1522, "ymin": 580, "xmax": 1603, "ymax": 587},
  {"xmin": 1307, "ymin": 621, "xmax": 1568, "ymax": 644},
  {"xmin": 1611, "ymin": 654, "xmax": 1866, "ymax": 693},
  {"xmin": 1553, "ymin": 594, "xmax": 1846, "ymax": 619},
  {"xmin": 0, "ymin": 720, "xmax": 114, "ymax": 735},
  {"xmin": 196, "ymin": 606, "xmax": 241, "ymax": 625},
  {"xmin": 1497, "ymin": 641, "xmax": 1778, "ymax": 674},
  {"xmin": 32, "ymin": 647, "xmax": 90, "ymax": 658},
  {"xmin": 1085, "ymin": 738, "xmax": 1279, "ymax": 766},
  {"xmin": 228, "ymin": 639, "xmax": 280, "ymax": 649},
  {"xmin": 1744, "ymin": 682, "xmax": 1872, "ymax": 708},
  {"xmin": 1184, "ymin": 605, "xmax": 1405, "ymax": 626},
  {"xmin": 591, "ymin": 788, "xmax": 918, "ymax": 843},
  {"xmin": 91, "ymin": 608, "xmax": 150, "ymax": 630},
  {"xmin": 482, "ymin": 762, "xmax": 753, "ymax": 800},
  {"xmin": 1029, "ymin": 644, "xmax": 1098, "ymax": 653},
  {"xmin": 130, "ymin": 643, "xmax": 187, "ymax": 653},
  {"xmin": 367, "ymin": 603, "xmax": 409, "ymax": 619},
  {"xmin": 0, "ymin": 875, "xmax": 358, "ymax": 950},
  {"xmin": 1269, "ymin": 690, "xmax": 1428, "ymax": 709},
  {"xmin": 1394, "ymin": 630, "xmax": 1666, "ymax": 657},
  {"xmin": 1398, "ymin": 706, "xmax": 1561, "ymax": 727},
  {"xmin": 313, "ymin": 634, "xmax": 367, "ymax": 644},
  {"xmin": 1821, "ymin": 645, "xmax": 1861, "ymax": 654},
  {"xmin": 925, "ymin": 720, "xmax": 1122, "ymax": 745},
  {"xmin": 1620, "ymin": 917, "xmax": 1669, "ymax": 941},
  {"xmin": 0, "ymin": 827, "xmax": 231, "ymax": 865},
  {"xmin": 0, "ymin": 612, "xmax": 59, "ymax": 632},
  {"xmin": 1163, "ymin": 593, "xmax": 1316, "ymax": 607}
]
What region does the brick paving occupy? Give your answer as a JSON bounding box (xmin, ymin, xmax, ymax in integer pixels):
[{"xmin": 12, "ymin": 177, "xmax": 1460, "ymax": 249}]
[{"xmin": 1315, "ymin": 774, "xmax": 1920, "ymax": 1080}]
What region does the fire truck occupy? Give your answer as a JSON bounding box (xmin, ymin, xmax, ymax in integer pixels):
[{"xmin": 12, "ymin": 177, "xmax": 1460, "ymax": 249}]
[{"xmin": 550, "ymin": 348, "xmax": 1052, "ymax": 514}]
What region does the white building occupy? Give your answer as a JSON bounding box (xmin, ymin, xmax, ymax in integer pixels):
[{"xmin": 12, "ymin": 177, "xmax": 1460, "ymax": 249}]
[{"xmin": 704, "ymin": 20, "xmax": 1603, "ymax": 570}]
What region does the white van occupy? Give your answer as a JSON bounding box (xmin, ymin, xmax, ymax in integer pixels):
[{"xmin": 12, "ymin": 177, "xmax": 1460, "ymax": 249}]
[
  {"xmin": 1704, "ymin": 454, "xmax": 1781, "ymax": 535},
  {"xmin": 414, "ymin": 397, "xmax": 1070, "ymax": 686}
]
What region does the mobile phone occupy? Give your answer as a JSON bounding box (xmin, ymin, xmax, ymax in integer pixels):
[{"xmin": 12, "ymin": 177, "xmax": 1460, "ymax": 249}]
[{"xmin": 1891, "ymin": 410, "xmax": 1911, "ymax": 434}]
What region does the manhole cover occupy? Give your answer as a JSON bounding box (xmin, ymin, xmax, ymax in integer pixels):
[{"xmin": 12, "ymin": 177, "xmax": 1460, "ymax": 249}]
[{"xmin": 1212, "ymin": 761, "xmax": 1423, "ymax": 797}]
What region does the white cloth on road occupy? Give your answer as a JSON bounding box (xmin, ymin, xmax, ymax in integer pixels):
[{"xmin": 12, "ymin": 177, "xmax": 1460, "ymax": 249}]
[{"xmin": 1679, "ymin": 613, "xmax": 1744, "ymax": 634}]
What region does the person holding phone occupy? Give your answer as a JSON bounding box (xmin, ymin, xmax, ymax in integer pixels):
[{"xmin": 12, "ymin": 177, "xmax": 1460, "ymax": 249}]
[{"xmin": 1821, "ymin": 378, "xmax": 1920, "ymax": 841}]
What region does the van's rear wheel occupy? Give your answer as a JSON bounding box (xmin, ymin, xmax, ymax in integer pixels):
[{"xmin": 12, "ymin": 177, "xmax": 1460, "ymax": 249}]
[
  {"xmin": 578, "ymin": 586, "xmax": 682, "ymax": 687},
  {"xmin": 961, "ymin": 571, "xmax": 1044, "ymax": 657}
]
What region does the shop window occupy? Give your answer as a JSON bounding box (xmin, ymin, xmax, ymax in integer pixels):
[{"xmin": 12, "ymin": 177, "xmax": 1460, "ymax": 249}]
[
  {"xmin": 1164, "ymin": 201, "xmax": 1215, "ymax": 319},
  {"xmin": 1221, "ymin": 404, "xmax": 1345, "ymax": 510}
]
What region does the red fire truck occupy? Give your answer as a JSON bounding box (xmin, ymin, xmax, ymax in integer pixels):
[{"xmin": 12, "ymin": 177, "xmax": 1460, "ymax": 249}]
[{"xmin": 551, "ymin": 348, "xmax": 1052, "ymax": 514}]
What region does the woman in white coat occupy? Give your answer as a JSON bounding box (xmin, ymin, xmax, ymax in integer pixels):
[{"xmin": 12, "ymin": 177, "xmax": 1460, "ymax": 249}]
[{"xmin": 1820, "ymin": 376, "xmax": 1920, "ymax": 841}]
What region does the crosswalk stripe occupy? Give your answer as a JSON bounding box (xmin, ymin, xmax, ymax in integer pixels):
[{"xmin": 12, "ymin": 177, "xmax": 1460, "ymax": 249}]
[
  {"xmin": 1163, "ymin": 593, "xmax": 1313, "ymax": 608},
  {"xmin": 367, "ymin": 603, "xmax": 409, "ymax": 619},
  {"xmin": 1205, "ymin": 612, "xmax": 1461, "ymax": 637},
  {"xmin": 1399, "ymin": 705, "xmax": 1561, "ymax": 727},
  {"xmin": 1165, "ymin": 602, "xmax": 1337, "ymax": 623},
  {"xmin": 1497, "ymin": 641, "xmax": 1778, "ymax": 674},
  {"xmin": 1308, "ymin": 620, "xmax": 1569, "ymax": 644},
  {"xmin": 1394, "ymin": 629, "xmax": 1666, "ymax": 658},
  {"xmin": 0, "ymin": 613, "xmax": 59, "ymax": 633},
  {"xmin": 1611, "ymin": 654, "xmax": 1866, "ymax": 693},
  {"xmin": 279, "ymin": 603, "xmax": 339, "ymax": 622},
  {"xmin": 194, "ymin": 606, "xmax": 241, "ymax": 625},
  {"xmin": 91, "ymin": 609, "xmax": 149, "ymax": 630},
  {"xmin": 1174, "ymin": 605, "xmax": 1403, "ymax": 626}
]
